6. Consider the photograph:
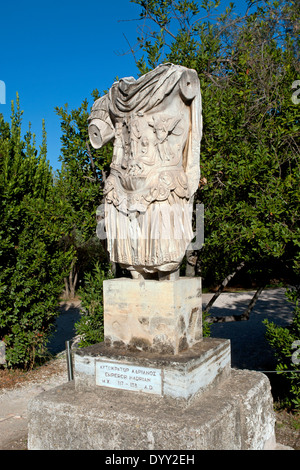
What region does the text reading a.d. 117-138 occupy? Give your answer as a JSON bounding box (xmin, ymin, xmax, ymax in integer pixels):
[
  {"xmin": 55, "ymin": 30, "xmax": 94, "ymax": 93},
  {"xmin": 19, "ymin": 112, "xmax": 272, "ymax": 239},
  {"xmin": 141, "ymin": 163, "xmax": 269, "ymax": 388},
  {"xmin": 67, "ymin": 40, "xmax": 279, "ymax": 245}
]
[{"xmin": 95, "ymin": 361, "xmax": 162, "ymax": 395}]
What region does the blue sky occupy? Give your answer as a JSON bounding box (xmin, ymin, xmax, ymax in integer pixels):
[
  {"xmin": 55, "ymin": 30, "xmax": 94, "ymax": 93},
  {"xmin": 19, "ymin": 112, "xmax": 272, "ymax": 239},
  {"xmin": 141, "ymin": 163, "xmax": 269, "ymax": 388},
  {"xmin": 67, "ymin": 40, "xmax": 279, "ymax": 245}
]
[{"xmin": 0, "ymin": 0, "xmax": 249, "ymax": 171}]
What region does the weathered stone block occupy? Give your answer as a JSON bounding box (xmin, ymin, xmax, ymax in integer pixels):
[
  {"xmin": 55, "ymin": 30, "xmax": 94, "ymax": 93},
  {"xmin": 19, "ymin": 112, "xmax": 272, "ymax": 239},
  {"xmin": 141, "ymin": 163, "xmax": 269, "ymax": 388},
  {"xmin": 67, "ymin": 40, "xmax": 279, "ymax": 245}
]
[
  {"xmin": 103, "ymin": 277, "xmax": 202, "ymax": 354},
  {"xmin": 27, "ymin": 369, "xmax": 276, "ymax": 450}
]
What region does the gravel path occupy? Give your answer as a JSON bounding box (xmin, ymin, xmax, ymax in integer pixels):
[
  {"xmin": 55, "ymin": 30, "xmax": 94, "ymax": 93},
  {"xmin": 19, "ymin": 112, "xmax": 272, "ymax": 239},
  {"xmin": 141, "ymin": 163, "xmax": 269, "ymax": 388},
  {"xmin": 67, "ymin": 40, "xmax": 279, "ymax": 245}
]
[
  {"xmin": 0, "ymin": 357, "xmax": 68, "ymax": 450},
  {"xmin": 204, "ymin": 287, "xmax": 294, "ymax": 371}
]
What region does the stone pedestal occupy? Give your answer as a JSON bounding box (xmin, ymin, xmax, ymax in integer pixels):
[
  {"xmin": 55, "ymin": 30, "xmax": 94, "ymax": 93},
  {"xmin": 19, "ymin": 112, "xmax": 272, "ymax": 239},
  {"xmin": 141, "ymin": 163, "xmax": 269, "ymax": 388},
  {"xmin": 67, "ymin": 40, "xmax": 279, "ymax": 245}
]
[
  {"xmin": 103, "ymin": 277, "xmax": 202, "ymax": 354},
  {"xmin": 74, "ymin": 338, "xmax": 231, "ymax": 401},
  {"xmin": 27, "ymin": 277, "xmax": 277, "ymax": 450},
  {"xmin": 28, "ymin": 369, "xmax": 276, "ymax": 450}
]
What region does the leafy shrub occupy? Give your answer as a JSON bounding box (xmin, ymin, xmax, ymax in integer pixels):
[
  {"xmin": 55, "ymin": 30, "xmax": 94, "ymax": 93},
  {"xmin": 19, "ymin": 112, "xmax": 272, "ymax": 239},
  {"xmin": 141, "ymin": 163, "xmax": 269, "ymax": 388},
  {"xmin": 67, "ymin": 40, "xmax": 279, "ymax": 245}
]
[
  {"xmin": 75, "ymin": 263, "xmax": 113, "ymax": 348},
  {"xmin": 0, "ymin": 100, "xmax": 73, "ymax": 369},
  {"xmin": 202, "ymin": 310, "xmax": 211, "ymax": 338},
  {"xmin": 264, "ymin": 287, "xmax": 300, "ymax": 410}
]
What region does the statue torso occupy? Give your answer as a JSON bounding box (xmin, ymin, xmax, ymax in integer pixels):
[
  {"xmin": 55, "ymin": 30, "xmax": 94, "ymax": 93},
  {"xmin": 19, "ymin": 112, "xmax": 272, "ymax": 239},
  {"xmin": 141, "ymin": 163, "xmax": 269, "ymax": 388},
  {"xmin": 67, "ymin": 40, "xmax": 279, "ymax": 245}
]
[{"xmin": 105, "ymin": 88, "xmax": 191, "ymax": 211}]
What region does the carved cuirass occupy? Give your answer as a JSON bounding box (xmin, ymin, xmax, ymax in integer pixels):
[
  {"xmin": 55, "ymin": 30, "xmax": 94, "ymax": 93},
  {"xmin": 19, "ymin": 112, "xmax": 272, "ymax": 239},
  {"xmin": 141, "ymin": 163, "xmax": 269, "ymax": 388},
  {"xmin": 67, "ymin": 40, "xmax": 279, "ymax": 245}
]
[{"xmin": 88, "ymin": 63, "xmax": 202, "ymax": 278}]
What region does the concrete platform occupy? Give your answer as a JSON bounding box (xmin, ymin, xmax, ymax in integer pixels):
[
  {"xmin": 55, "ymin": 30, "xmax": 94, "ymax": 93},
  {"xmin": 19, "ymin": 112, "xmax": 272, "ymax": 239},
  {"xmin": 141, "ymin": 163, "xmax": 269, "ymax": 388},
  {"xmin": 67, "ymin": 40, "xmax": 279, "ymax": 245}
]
[{"xmin": 28, "ymin": 368, "xmax": 276, "ymax": 450}]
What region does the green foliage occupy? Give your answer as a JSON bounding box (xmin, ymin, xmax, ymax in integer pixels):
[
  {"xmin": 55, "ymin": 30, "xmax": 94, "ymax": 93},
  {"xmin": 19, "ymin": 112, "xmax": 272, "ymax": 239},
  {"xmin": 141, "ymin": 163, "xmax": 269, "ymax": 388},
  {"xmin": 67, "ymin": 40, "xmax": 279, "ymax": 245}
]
[
  {"xmin": 202, "ymin": 310, "xmax": 211, "ymax": 337},
  {"xmin": 75, "ymin": 263, "xmax": 114, "ymax": 348},
  {"xmin": 129, "ymin": 1, "xmax": 300, "ymax": 396},
  {"xmin": 54, "ymin": 93, "xmax": 113, "ymax": 297},
  {"xmin": 132, "ymin": 0, "xmax": 300, "ymax": 288},
  {"xmin": 0, "ymin": 95, "xmax": 74, "ymax": 369},
  {"xmin": 264, "ymin": 287, "xmax": 300, "ymax": 410}
]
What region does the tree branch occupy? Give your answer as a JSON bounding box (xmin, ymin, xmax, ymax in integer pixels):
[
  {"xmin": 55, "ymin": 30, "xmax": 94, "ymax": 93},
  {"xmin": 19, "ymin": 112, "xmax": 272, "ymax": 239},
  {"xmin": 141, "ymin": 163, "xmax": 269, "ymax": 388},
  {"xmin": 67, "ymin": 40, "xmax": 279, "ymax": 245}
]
[
  {"xmin": 203, "ymin": 261, "xmax": 246, "ymax": 315},
  {"xmin": 86, "ymin": 141, "xmax": 99, "ymax": 182},
  {"xmin": 208, "ymin": 284, "xmax": 265, "ymax": 323}
]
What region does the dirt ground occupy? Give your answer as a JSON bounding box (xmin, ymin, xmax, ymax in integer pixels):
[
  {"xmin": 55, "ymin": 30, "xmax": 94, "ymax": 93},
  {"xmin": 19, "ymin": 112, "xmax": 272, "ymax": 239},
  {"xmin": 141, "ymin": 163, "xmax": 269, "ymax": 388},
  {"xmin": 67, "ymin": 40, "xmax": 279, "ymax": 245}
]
[
  {"xmin": 0, "ymin": 356, "xmax": 68, "ymax": 450},
  {"xmin": 274, "ymin": 409, "xmax": 300, "ymax": 450}
]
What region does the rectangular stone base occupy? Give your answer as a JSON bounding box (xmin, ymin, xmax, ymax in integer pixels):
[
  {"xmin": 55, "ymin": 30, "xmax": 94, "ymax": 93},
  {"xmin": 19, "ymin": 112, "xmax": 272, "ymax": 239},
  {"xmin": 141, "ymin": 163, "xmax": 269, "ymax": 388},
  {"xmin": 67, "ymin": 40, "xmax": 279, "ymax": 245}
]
[
  {"xmin": 103, "ymin": 277, "xmax": 202, "ymax": 354},
  {"xmin": 74, "ymin": 338, "xmax": 231, "ymax": 401},
  {"xmin": 28, "ymin": 369, "xmax": 276, "ymax": 450}
]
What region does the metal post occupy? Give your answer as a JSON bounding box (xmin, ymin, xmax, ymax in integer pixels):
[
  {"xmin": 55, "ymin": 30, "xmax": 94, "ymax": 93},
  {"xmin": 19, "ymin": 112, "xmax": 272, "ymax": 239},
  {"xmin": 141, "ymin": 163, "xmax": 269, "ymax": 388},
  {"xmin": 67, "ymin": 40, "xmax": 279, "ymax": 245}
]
[{"xmin": 65, "ymin": 340, "xmax": 74, "ymax": 381}]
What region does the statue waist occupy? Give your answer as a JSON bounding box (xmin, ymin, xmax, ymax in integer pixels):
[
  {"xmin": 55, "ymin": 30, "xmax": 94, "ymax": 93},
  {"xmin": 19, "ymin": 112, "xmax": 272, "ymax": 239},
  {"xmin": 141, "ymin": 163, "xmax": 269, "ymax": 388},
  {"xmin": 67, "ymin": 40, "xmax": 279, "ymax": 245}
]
[{"xmin": 104, "ymin": 167, "xmax": 189, "ymax": 211}]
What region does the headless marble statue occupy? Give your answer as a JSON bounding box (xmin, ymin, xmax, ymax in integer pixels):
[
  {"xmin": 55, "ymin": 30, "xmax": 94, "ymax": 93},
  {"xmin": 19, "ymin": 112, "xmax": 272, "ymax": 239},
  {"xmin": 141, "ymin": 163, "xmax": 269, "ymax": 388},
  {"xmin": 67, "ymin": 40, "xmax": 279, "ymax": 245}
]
[{"xmin": 88, "ymin": 63, "xmax": 202, "ymax": 279}]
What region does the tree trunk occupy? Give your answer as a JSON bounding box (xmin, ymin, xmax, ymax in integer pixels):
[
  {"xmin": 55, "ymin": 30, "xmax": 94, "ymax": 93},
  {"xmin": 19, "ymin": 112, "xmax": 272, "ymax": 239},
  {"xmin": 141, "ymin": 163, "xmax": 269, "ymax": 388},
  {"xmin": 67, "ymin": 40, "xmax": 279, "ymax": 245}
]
[
  {"xmin": 203, "ymin": 261, "xmax": 245, "ymax": 315},
  {"xmin": 241, "ymin": 284, "xmax": 265, "ymax": 320},
  {"xmin": 69, "ymin": 264, "xmax": 78, "ymax": 299},
  {"xmin": 63, "ymin": 276, "xmax": 70, "ymax": 299},
  {"xmin": 63, "ymin": 260, "xmax": 78, "ymax": 300},
  {"xmin": 185, "ymin": 250, "xmax": 198, "ymax": 277},
  {"xmin": 207, "ymin": 284, "xmax": 265, "ymax": 323}
]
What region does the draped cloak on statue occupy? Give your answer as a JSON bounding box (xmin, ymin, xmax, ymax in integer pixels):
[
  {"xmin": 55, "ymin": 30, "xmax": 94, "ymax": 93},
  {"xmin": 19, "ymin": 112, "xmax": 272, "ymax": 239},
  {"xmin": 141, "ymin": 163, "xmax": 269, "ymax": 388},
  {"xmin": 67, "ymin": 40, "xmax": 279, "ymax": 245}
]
[{"xmin": 88, "ymin": 63, "xmax": 202, "ymax": 277}]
